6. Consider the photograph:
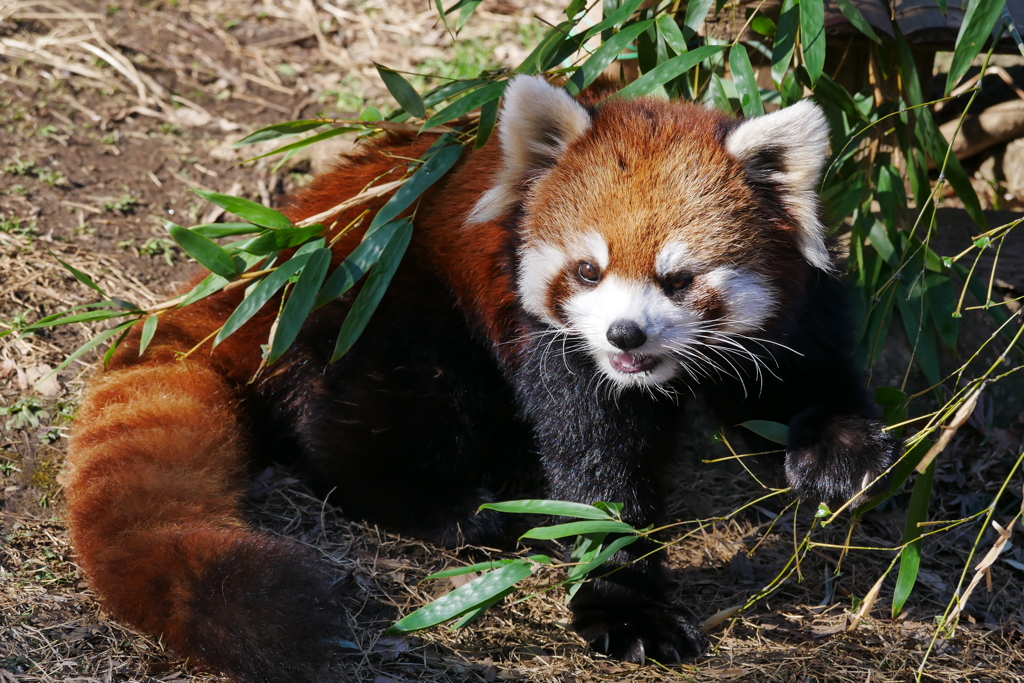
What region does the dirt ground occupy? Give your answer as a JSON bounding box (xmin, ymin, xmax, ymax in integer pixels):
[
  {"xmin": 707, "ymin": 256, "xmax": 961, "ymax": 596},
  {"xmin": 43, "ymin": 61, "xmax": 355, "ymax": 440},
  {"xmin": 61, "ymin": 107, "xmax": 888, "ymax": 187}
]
[{"xmin": 3, "ymin": 1, "xmax": 1024, "ymax": 682}]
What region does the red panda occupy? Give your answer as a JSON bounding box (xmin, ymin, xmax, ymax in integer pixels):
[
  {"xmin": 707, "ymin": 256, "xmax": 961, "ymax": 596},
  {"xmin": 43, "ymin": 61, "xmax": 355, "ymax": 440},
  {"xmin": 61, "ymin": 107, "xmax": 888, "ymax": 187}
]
[{"xmin": 64, "ymin": 76, "xmax": 899, "ymax": 683}]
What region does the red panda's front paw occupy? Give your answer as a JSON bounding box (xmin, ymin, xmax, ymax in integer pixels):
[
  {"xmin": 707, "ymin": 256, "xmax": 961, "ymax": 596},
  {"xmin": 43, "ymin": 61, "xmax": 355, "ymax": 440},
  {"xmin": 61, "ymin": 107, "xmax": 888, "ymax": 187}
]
[
  {"xmin": 784, "ymin": 409, "xmax": 901, "ymax": 508},
  {"xmin": 571, "ymin": 598, "xmax": 705, "ymax": 664}
]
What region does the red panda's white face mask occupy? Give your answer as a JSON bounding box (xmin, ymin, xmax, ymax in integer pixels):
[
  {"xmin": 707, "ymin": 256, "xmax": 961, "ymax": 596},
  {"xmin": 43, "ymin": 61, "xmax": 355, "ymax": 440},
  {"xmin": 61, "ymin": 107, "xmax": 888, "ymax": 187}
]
[{"xmin": 467, "ymin": 76, "xmax": 832, "ymax": 392}]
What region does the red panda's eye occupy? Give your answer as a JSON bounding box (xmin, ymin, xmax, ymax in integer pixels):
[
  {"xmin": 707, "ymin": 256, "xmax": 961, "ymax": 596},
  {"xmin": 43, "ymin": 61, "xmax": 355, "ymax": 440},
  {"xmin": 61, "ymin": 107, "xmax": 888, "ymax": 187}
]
[
  {"xmin": 578, "ymin": 261, "xmax": 600, "ymax": 283},
  {"xmin": 668, "ymin": 273, "xmax": 693, "ymax": 292}
]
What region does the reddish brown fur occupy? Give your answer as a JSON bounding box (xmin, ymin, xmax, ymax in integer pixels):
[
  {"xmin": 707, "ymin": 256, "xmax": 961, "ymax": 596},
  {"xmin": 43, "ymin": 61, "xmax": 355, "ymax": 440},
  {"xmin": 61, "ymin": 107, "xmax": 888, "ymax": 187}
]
[{"xmin": 65, "ymin": 87, "xmax": 812, "ymax": 680}]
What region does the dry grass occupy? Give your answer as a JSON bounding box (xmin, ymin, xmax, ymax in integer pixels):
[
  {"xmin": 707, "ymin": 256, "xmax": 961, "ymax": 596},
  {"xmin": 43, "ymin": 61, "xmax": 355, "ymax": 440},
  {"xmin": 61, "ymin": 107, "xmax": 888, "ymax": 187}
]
[{"xmin": 3, "ymin": 1, "xmax": 1024, "ymax": 682}]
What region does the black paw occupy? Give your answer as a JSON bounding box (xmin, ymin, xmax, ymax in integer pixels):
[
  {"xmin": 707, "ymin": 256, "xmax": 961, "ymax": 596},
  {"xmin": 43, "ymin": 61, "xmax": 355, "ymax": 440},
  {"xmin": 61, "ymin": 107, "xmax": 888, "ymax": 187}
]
[
  {"xmin": 572, "ymin": 599, "xmax": 705, "ymax": 664},
  {"xmin": 785, "ymin": 409, "xmax": 901, "ymax": 507}
]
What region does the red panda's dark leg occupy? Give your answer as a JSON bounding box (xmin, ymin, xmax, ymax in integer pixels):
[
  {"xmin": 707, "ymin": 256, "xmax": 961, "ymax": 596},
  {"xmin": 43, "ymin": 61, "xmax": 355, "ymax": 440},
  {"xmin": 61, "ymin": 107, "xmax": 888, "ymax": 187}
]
[
  {"xmin": 703, "ymin": 269, "xmax": 901, "ymax": 507},
  {"xmin": 509, "ymin": 326, "xmax": 705, "ymax": 663}
]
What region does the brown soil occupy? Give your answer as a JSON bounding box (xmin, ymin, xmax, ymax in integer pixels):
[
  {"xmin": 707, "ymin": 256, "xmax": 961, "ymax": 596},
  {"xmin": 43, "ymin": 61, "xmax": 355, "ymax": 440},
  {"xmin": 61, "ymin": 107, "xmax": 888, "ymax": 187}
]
[{"xmin": 3, "ymin": 2, "xmax": 1024, "ymax": 682}]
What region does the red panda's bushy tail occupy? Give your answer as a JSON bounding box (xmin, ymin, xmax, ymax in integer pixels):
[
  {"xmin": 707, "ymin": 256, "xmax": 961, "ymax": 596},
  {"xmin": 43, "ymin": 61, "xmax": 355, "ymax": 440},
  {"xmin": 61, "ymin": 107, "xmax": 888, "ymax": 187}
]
[{"xmin": 65, "ymin": 357, "xmax": 344, "ymax": 683}]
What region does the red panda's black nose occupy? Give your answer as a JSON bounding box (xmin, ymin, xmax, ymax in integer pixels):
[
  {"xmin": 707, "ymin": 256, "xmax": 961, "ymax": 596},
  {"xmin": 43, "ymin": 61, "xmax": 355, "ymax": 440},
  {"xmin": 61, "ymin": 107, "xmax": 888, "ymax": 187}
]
[{"xmin": 607, "ymin": 321, "xmax": 647, "ymax": 350}]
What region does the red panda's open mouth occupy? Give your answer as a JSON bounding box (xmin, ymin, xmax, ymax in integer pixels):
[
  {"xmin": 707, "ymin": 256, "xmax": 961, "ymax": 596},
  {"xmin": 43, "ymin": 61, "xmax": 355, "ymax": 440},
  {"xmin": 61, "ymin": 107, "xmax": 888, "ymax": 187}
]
[{"xmin": 609, "ymin": 351, "xmax": 659, "ymax": 374}]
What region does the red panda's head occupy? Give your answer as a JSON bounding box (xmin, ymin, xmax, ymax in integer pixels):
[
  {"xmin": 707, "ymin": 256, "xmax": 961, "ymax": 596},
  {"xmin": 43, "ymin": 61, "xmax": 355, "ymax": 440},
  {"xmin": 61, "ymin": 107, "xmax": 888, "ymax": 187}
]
[{"xmin": 467, "ymin": 76, "xmax": 832, "ymax": 391}]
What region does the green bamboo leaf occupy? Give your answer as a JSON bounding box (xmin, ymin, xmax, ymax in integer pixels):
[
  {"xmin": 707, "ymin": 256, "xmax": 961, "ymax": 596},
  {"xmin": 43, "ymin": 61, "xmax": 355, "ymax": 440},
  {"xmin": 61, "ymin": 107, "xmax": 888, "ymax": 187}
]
[
  {"xmin": 21, "ymin": 309, "xmax": 135, "ymax": 331},
  {"xmin": 331, "ymin": 218, "xmax": 413, "ymax": 361},
  {"xmin": 244, "ymin": 126, "xmax": 360, "ymax": 163},
  {"xmin": 925, "ymin": 273, "xmax": 959, "ymax": 350},
  {"xmin": 682, "ymin": 0, "xmax": 714, "ymax": 39},
  {"xmin": 368, "ymin": 140, "xmax": 464, "ymax": 232},
  {"xmin": 52, "ymin": 255, "xmax": 107, "ymax": 297},
  {"xmin": 424, "ymin": 560, "xmax": 515, "ymax": 580},
  {"xmin": 799, "ymin": 0, "xmax": 825, "ymax": 86},
  {"xmin": 453, "ymin": 0, "xmax": 483, "ymax": 30},
  {"xmin": 421, "ymin": 81, "xmax": 506, "ymax": 131},
  {"xmin": 729, "ymin": 44, "xmax": 765, "ymax": 117},
  {"xmin": 833, "ymin": 0, "xmax": 881, "ymax": 44},
  {"xmin": 519, "ymin": 520, "xmax": 637, "ymax": 540},
  {"xmin": 138, "ymin": 314, "xmax": 158, "ymax": 356},
  {"xmin": 894, "ymin": 292, "xmax": 941, "ymax": 386},
  {"xmin": 167, "ymin": 223, "xmax": 239, "ymax": 279},
  {"xmin": 705, "ymin": 73, "xmax": 733, "ymax": 113},
  {"xmin": 480, "ymin": 499, "xmax": 615, "ymax": 520},
  {"xmin": 375, "ymin": 63, "xmax": 427, "ymax": 119},
  {"xmin": 233, "ymin": 120, "xmax": 329, "ymax": 148},
  {"xmin": 313, "ymin": 218, "xmax": 408, "ymax": 310},
  {"xmin": 179, "ymin": 252, "xmax": 266, "ymax": 308},
  {"xmin": 568, "ymin": 533, "xmax": 608, "ymax": 582},
  {"xmin": 570, "ymin": 535, "xmax": 640, "ymax": 580},
  {"xmin": 189, "ymin": 223, "xmax": 265, "ymax": 239},
  {"xmin": 422, "ymin": 79, "xmax": 488, "ymax": 109},
  {"xmin": 892, "ymin": 459, "xmax": 935, "ymax": 617},
  {"xmin": 946, "ymin": 0, "xmax": 1006, "ymax": 95},
  {"xmin": 581, "ymin": 0, "xmax": 646, "ymax": 41},
  {"xmin": 387, "ymin": 560, "xmax": 534, "ymax": 632},
  {"xmin": 771, "ymin": 0, "xmax": 798, "ymax": 86},
  {"xmin": 750, "ymin": 12, "xmax": 777, "ymax": 37},
  {"xmin": 475, "ymin": 97, "xmax": 498, "ymax": 149},
  {"xmin": 894, "ymin": 32, "xmax": 986, "ymax": 231},
  {"xmin": 36, "ymin": 320, "xmax": 137, "ymax": 386},
  {"xmin": 214, "ymin": 253, "xmax": 312, "ymax": 346},
  {"xmin": 656, "ymin": 13, "xmax": 687, "ymax": 54},
  {"xmin": 241, "ymin": 225, "xmax": 325, "ymax": 254},
  {"xmin": 449, "ymin": 587, "xmax": 516, "ymax": 629},
  {"xmin": 739, "ymin": 420, "xmax": 789, "ymax": 445},
  {"xmin": 190, "ymin": 189, "xmax": 293, "ymax": 229},
  {"xmin": 513, "ymin": 20, "xmax": 578, "ymax": 75},
  {"xmin": 23, "ymin": 301, "xmax": 134, "ymax": 330},
  {"xmin": 566, "ymin": 19, "xmax": 655, "ymax": 95},
  {"xmin": 609, "ymin": 45, "xmax": 728, "ymax": 101},
  {"xmin": 268, "ymin": 248, "xmax": 332, "ymax": 363}
]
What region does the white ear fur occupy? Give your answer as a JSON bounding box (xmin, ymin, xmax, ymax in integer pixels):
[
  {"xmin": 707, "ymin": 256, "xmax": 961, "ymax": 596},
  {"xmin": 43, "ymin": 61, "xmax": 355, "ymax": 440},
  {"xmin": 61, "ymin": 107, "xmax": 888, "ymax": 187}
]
[
  {"xmin": 725, "ymin": 100, "xmax": 833, "ymax": 271},
  {"xmin": 466, "ymin": 75, "xmax": 592, "ymax": 225}
]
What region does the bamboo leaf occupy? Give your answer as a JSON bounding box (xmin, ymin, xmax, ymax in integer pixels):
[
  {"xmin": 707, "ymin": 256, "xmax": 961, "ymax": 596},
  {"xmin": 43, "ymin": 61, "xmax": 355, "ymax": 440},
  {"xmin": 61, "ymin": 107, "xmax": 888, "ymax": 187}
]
[
  {"xmin": 190, "ymin": 189, "xmax": 293, "ymax": 229},
  {"xmin": 138, "ymin": 314, "xmax": 158, "ymax": 356},
  {"xmin": 609, "ymin": 45, "xmax": 727, "ymax": 100},
  {"xmin": 799, "ymin": 0, "xmax": 825, "ymax": 85},
  {"xmin": 37, "ymin": 320, "xmax": 137, "ymax": 385},
  {"xmin": 189, "ymin": 223, "xmax": 265, "ymax": 239},
  {"xmin": 241, "ymin": 225, "xmax": 325, "ymax": 254},
  {"xmin": 480, "ymin": 499, "xmax": 616, "ymax": 520},
  {"xmin": 475, "ymin": 97, "xmax": 498, "ymax": 149},
  {"xmin": 233, "ymin": 120, "xmax": 329, "ymax": 148},
  {"xmin": 167, "ymin": 223, "xmax": 239, "ymax": 279},
  {"xmin": 368, "ymin": 140, "xmax": 464, "ymax": 232},
  {"xmin": 771, "ymin": 0, "xmax": 799, "ymax": 87},
  {"xmin": 656, "ymin": 13, "xmax": 687, "ymax": 54},
  {"xmin": 519, "ymin": 520, "xmax": 637, "ymax": 540},
  {"xmin": 946, "ymin": 0, "xmax": 1006, "ymax": 95},
  {"xmin": 214, "ymin": 253, "xmax": 312, "ymax": 346},
  {"xmin": 682, "ymin": 0, "xmax": 714, "ymax": 39},
  {"xmin": 244, "ymin": 126, "xmax": 360, "ymax": 163},
  {"xmin": 21, "ymin": 309, "xmax": 135, "ymax": 331},
  {"xmin": 581, "ymin": 0, "xmax": 646, "ymax": 42},
  {"xmin": 833, "ymin": 0, "xmax": 881, "ymax": 44},
  {"xmin": 375, "ymin": 63, "xmax": 427, "ymax": 118},
  {"xmin": 52, "ymin": 255, "xmax": 107, "ymax": 297},
  {"xmin": 424, "ymin": 560, "xmax": 515, "ymax": 580},
  {"xmin": 331, "ymin": 218, "xmax": 413, "ymax": 361},
  {"xmin": 892, "ymin": 459, "xmax": 935, "ymax": 617},
  {"xmin": 313, "ymin": 218, "xmax": 408, "ymax": 310},
  {"xmin": 566, "ymin": 20, "xmax": 655, "ymax": 95},
  {"xmin": 739, "ymin": 420, "xmax": 789, "ymax": 445},
  {"xmin": 268, "ymin": 248, "xmax": 332, "ymax": 363},
  {"xmin": 570, "ymin": 535, "xmax": 640, "ymax": 580},
  {"xmin": 421, "ymin": 81, "xmax": 506, "ymax": 131},
  {"xmin": 729, "ymin": 44, "xmax": 765, "ymax": 117},
  {"xmin": 387, "ymin": 561, "xmax": 534, "ymax": 632}
]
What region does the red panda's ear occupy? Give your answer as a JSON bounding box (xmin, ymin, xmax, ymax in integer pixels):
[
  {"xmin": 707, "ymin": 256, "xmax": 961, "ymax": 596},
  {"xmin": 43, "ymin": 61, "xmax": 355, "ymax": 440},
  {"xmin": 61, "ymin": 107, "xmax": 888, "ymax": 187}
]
[
  {"xmin": 466, "ymin": 75, "xmax": 592, "ymax": 225},
  {"xmin": 725, "ymin": 100, "xmax": 833, "ymax": 272}
]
